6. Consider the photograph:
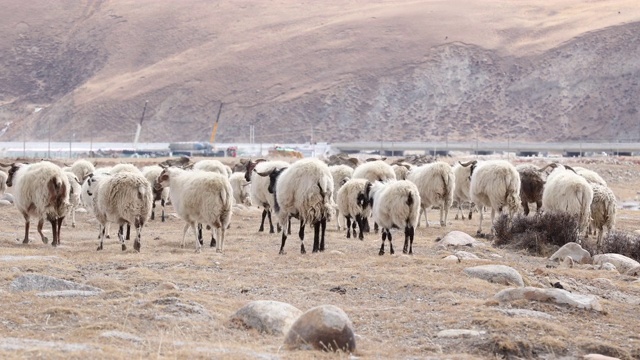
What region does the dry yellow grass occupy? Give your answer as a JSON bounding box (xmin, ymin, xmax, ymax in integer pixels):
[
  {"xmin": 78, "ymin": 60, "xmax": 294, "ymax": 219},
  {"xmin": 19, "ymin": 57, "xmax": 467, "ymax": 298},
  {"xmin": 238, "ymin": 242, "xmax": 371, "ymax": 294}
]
[{"xmin": 0, "ymin": 156, "xmax": 639, "ymax": 359}]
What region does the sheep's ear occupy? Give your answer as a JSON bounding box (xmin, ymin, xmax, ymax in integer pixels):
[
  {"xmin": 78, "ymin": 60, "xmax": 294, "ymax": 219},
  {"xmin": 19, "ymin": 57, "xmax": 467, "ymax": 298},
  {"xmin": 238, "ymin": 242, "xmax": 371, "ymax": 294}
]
[
  {"xmin": 365, "ymin": 158, "xmax": 378, "ymax": 162},
  {"xmin": 183, "ymin": 163, "xmax": 194, "ymax": 170},
  {"xmin": 564, "ymin": 165, "xmax": 577, "ymax": 173},
  {"xmin": 0, "ymin": 162, "xmax": 12, "ymax": 167},
  {"xmin": 340, "ymin": 178, "xmax": 349, "ymax": 186},
  {"xmin": 347, "ymin": 158, "xmax": 359, "ymax": 166},
  {"xmin": 401, "ymin": 164, "xmax": 412, "ymax": 170}
]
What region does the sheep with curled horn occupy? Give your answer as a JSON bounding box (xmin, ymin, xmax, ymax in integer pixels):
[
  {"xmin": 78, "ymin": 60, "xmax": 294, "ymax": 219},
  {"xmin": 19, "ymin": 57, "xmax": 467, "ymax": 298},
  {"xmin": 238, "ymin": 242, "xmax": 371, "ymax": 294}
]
[
  {"xmin": 452, "ymin": 160, "xmax": 477, "ymax": 221},
  {"xmin": 325, "ymin": 154, "xmax": 360, "ymax": 168}
]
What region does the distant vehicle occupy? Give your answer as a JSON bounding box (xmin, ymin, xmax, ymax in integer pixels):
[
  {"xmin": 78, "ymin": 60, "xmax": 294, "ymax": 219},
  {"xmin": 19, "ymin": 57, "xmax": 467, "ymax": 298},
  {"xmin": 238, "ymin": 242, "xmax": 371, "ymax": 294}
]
[{"xmin": 226, "ymin": 146, "xmax": 238, "ymax": 157}]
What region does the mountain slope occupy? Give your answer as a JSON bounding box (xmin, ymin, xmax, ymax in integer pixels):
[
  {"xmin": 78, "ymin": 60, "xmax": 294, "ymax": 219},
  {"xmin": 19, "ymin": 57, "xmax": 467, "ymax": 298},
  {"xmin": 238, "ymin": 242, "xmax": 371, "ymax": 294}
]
[{"xmin": 0, "ymin": 0, "xmax": 639, "ymax": 144}]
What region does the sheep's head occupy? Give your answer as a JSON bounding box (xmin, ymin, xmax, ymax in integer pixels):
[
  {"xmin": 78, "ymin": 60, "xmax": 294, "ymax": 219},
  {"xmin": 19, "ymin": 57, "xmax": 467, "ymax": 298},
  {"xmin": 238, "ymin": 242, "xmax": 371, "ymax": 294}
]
[
  {"xmin": 244, "ymin": 158, "xmax": 267, "ymax": 182},
  {"xmin": 2, "ymin": 162, "xmax": 25, "ymax": 188},
  {"xmin": 458, "ymin": 160, "xmax": 478, "ymax": 179},
  {"xmin": 357, "ymin": 181, "xmax": 373, "ymax": 209},
  {"xmin": 155, "ymin": 168, "xmax": 172, "ymax": 191}
]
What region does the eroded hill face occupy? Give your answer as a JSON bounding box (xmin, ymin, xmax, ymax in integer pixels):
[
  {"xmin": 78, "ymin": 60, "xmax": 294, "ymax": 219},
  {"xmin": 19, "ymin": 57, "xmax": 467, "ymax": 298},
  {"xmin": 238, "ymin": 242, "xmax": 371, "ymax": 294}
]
[{"xmin": 0, "ymin": 0, "xmax": 639, "ymax": 143}]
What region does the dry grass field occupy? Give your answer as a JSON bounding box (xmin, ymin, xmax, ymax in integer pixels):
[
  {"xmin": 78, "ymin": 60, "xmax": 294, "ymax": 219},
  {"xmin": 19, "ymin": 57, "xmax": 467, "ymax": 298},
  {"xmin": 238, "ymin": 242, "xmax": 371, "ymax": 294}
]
[{"xmin": 0, "ymin": 156, "xmax": 639, "ymax": 359}]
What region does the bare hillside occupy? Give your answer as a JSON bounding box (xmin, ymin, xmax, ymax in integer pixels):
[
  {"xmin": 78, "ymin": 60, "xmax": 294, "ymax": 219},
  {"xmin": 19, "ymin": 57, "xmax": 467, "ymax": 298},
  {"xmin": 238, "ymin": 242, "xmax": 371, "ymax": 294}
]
[{"xmin": 0, "ymin": 0, "xmax": 639, "ymax": 144}]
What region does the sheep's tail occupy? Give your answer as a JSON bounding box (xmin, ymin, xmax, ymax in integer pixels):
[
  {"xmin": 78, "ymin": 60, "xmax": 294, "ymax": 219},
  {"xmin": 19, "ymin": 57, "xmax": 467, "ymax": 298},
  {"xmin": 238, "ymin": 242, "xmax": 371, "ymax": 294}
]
[
  {"xmin": 218, "ymin": 185, "xmax": 232, "ymax": 225},
  {"xmin": 578, "ymin": 186, "xmax": 592, "ymax": 232},
  {"xmin": 48, "ymin": 175, "xmax": 68, "ymax": 212},
  {"xmin": 605, "ymin": 195, "xmax": 617, "ymax": 229},
  {"xmin": 441, "ymin": 171, "xmax": 454, "ymax": 208},
  {"xmin": 303, "ymin": 180, "xmax": 332, "ymax": 224}
]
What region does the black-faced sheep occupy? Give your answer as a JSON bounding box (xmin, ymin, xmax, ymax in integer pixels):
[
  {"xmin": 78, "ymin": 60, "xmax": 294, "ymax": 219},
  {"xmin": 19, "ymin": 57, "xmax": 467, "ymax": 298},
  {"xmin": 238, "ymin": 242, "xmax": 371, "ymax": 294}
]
[
  {"xmin": 336, "ymin": 178, "xmax": 372, "ymax": 240},
  {"xmin": 257, "ymin": 158, "xmax": 334, "ymax": 255},
  {"xmin": 142, "ymin": 165, "xmax": 170, "ymax": 222},
  {"xmin": 4, "ymin": 161, "xmax": 71, "ymax": 246},
  {"xmin": 470, "ymin": 160, "xmax": 521, "ymax": 236},
  {"xmin": 245, "ymin": 159, "xmax": 289, "ymax": 233},
  {"xmin": 369, "ymin": 180, "xmax": 421, "ymax": 255}
]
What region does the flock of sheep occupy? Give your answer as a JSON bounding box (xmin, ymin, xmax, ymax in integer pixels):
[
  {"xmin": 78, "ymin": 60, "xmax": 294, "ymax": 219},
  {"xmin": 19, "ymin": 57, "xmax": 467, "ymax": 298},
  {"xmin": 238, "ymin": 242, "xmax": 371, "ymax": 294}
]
[{"xmin": 0, "ymin": 153, "xmax": 617, "ymax": 255}]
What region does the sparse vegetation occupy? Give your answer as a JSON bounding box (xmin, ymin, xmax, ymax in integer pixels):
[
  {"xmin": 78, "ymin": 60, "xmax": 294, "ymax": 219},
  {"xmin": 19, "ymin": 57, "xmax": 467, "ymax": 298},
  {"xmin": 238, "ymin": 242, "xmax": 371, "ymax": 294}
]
[
  {"xmin": 585, "ymin": 230, "xmax": 640, "ymax": 261},
  {"xmin": 493, "ymin": 212, "xmax": 580, "ymax": 256}
]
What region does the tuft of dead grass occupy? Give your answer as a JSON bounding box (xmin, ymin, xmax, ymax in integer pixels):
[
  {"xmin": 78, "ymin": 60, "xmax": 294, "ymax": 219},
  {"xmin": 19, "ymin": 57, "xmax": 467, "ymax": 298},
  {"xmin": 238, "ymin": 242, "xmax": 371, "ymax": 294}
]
[{"xmin": 583, "ymin": 230, "xmax": 640, "ymax": 261}]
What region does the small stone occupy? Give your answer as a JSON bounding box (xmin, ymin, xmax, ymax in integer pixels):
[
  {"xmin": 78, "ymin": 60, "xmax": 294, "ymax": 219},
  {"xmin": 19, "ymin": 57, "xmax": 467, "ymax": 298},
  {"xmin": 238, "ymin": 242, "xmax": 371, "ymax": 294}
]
[
  {"xmin": 100, "ymin": 331, "xmax": 143, "ymax": 343},
  {"xmin": 494, "ymin": 287, "xmax": 603, "ymax": 312},
  {"xmin": 599, "ymin": 262, "xmax": 617, "ymax": 272},
  {"xmin": 593, "ymin": 254, "xmax": 640, "ymax": 273},
  {"xmin": 10, "ymin": 274, "xmax": 102, "ymax": 293},
  {"xmin": 0, "ymin": 200, "xmax": 12, "ymax": 206},
  {"xmin": 438, "ymin": 231, "xmax": 482, "ymax": 247},
  {"xmin": 443, "ymin": 255, "xmax": 459, "ymax": 262},
  {"xmin": 284, "ymin": 305, "xmax": 356, "ymax": 352},
  {"xmin": 1, "ymin": 193, "xmax": 15, "ymax": 204},
  {"xmin": 230, "ymin": 300, "xmax": 302, "ymax": 335},
  {"xmin": 37, "ymin": 290, "xmax": 103, "ymax": 298},
  {"xmin": 158, "ymin": 282, "xmax": 179, "ymax": 291},
  {"xmin": 436, "ymin": 329, "xmax": 484, "ymax": 338},
  {"xmin": 497, "ymin": 308, "xmax": 554, "ymax": 320},
  {"xmin": 583, "ymin": 354, "xmax": 624, "ymax": 360}
]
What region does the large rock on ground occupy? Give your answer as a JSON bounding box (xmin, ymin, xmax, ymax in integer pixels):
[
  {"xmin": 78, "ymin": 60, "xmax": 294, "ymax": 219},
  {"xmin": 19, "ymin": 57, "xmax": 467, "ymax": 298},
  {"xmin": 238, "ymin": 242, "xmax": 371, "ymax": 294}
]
[
  {"xmin": 549, "ymin": 242, "xmax": 592, "ymax": 264},
  {"xmin": 10, "ymin": 274, "xmax": 102, "ymax": 293},
  {"xmin": 438, "ymin": 231, "xmax": 482, "ymax": 247},
  {"xmin": 464, "ymin": 265, "xmax": 524, "ymax": 287},
  {"xmin": 230, "ymin": 300, "xmax": 302, "ymax": 335},
  {"xmin": 284, "ymin": 305, "xmax": 356, "ymax": 352},
  {"xmin": 495, "ymin": 287, "xmax": 603, "ymax": 312},
  {"xmin": 593, "ymin": 254, "xmax": 640, "ymax": 274}
]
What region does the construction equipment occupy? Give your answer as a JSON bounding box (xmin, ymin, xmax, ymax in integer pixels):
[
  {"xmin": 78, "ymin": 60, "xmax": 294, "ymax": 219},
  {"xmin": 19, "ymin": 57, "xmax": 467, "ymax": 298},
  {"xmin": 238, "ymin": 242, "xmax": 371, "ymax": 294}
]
[
  {"xmin": 133, "ymin": 100, "xmax": 148, "ymax": 151},
  {"xmin": 209, "ymin": 103, "xmax": 224, "ymax": 143}
]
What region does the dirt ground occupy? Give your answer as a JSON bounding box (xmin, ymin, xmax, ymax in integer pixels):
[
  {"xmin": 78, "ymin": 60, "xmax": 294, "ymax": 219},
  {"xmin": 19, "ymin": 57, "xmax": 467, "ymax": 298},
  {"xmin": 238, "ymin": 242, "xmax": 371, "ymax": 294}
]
[{"xmin": 0, "ymin": 156, "xmax": 639, "ymax": 359}]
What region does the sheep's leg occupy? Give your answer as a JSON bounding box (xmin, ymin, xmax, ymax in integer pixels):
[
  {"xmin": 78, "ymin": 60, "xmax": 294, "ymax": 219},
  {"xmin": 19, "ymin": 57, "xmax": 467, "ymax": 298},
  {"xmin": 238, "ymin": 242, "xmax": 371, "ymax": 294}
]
[
  {"xmin": 197, "ymin": 224, "xmax": 204, "ymax": 246},
  {"xmin": 181, "ymin": 222, "xmax": 190, "ymax": 248},
  {"xmin": 210, "ymin": 227, "xmax": 217, "ymax": 248},
  {"xmin": 118, "ymin": 223, "xmax": 127, "ymax": 251},
  {"xmin": 126, "ymin": 224, "xmax": 131, "ymax": 241},
  {"xmin": 596, "ymin": 227, "xmax": 603, "ymax": 252},
  {"xmin": 151, "ymin": 200, "xmax": 156, "ymax": 220},
  {"xmin": 267, "ymin": 210, "xmax": 275, "ymax": 234},
  {"xmin": 336, "ymin": 209, "xmax": 342, "ymax": 231},
  {"xmin": 416, "ymin": 209, "xmax": 422, "ymax": 228},
  {"xmin": 374, "ymin": 222, "xmax": 379, "ymax": 234},
  {"xmin": 319, "ymin": 217, "xmax": 326, "ymax": 252},
  {"xmin": 37, "ymin": 218, "xmax": 49, "ymax": 244},
  {"xmin": 312, "ymin": 221, "xmax": 320, "ymax": 253},
  {"xmin": 299, "ymin": 220, "xmax": 307, "ymax": 254},
  {"xmin": 160, "ymin": 198, "xmax": 166, "ymax": 222},
  {"xmin": 21, "ymin": 212, "xmax": 30, "ymax": 244},
  {"xmin": 216, "ymin": 225, "xmax": 225, "ymax": 253},
  {"xmin": 535, "ymin": 201, "xmax": 542, "ymax": 214},
  {"xmin": 404, "ymin": 225, "xmax": 414, "ymax": 254},
  {"xmin": 489, "ymin": 208, "xmax": 496, "ymax": 235},
  {"xmin": 54, "ymin": 217, "xmax": 63, "ymax": 246},
  {"xmin": 278, "ymin": 218, "xmax": 289, "ymax": 255},
  {"xmin": 133, "ymin": 224, "xmax": 142, "ymax": 252},
  {"xmin": 356, "ymin": 214, "xmax": 365, "ymax": 240},
  {"xmin": 49, "ymin": 218, "xmax": 58, "ymax": 247},
  {"xmin": 476, "ymin": 205, "xmax": 484, "ymax": 236},
  {"xmin": 522, "ymin": 201, "xmax": 530, "ymax": 216},
  {"xmin": 288, "ymin": 216, "xmax": 292, "ymax": 235},
  {"xmin": 387, "ymin": 230, "xmax": 394, "ymax": 255},
  {"xmin": 379, "ymin": 230, "xmax": 386, "ymax": 256},
  {"xmin": 105, "ymin": 223, "xmax": 111, "ymax": 239},
  {"xmin": 468, "ymin": 202, "xmax": 474, "ymax": 220},
  {"xmin": 363, "ymin": 217, "xmax": 370, "ymax": 233},
  {"xmin": 192, "ymin": 222, "xmax": 202, "ymax": 253},
  {"xmin": 71, "ymin": 207, "xmax": 76, "ymax": 228},
  {"xmin": 258, "ymin": 209, "xmax": 268, "ymax": 232},
  {"xmin": 345, "ymin": 216, "xmax": 352, "ymax": 238},
  {"xmin": 97, "ymin": 224, "xmax": 105, "ymax": 251}
]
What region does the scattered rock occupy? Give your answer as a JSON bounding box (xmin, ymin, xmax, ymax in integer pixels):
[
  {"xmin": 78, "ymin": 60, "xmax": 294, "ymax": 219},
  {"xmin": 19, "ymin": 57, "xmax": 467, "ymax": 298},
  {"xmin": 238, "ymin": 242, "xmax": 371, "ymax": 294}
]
[
  {"xmin": 10, "ymin": 274, "xmax": 102, "ymax": 293},
  {"xmin": 230, "ymin": 300, "xmax": 302, "ymax": 335},
  {"xmin": 599, "ymin": 262, "xmax": 618, "ymax": 272},
  {"xmin": 153, "ymin": 297, "xmax": 210, "ymax": 320},
  {"xmin": 443, "ymin": 255, "xmax": 459, "ymax": 262},
  {"xmin": 463, "ymin": 265, "xmax": 524, "ymax": 286},
  {"xmin": 583, "ymin": 354, "xmax": 623, "ymax": 360},
  {"xmin": 593, "ymin": 254, "xmax": 640, "ymax": 273},
  {"xmin": 494, "ymin": 287, "xmax": 603, "ymax": 312},
  {"xmin": 0, "ymin": 199, "xmax": 12, "ymax": 206},
  {"xmin": 100, "ymin": 331, "xmax": 143, "ymax": 343},
  {"xmin": 1, "ymin": 193, "xmax": 15, "ymax": 204},
  {"xmin": 284, "ymin": 305, "xmax": 356, "ymax": 352},
  {"xmin": 329, "ymin": 286, "xmax": 347, "ymax": 295},
  {"xmin": 455, "ymin": 251, "xmax": 480, "ymax": 260},
  {"xmin": 436, "ymin": 329, "xmax": 484, "ymax": 338},
  {"xmin": 157, "ymin": 282, "xmax": 179, "ymax": 291},
  {"xmin": 0, "ymin": 255, "xmax": 62, "ymax": 262},
  {"xmin": 438, "ymin": 231, "xmax": 483, "ymax": 247},
  {"xmin": 497, "ymin": 308, "xmax": 554, "ymax": 320},
  {"xmin": 0, "ymin": 337, "xmax": 93, "ymax": 352},
  {"xmin": 37, "ymin": 290, "xmax": 103, "ymax": 298},
  {"xmin": 549, "ymin": 242, "xmax": 592, "ymax": 264}
]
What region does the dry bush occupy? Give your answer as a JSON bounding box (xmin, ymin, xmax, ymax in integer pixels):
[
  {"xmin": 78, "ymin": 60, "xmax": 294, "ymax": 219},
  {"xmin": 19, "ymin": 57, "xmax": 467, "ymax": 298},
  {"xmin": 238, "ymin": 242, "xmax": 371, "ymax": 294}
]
[
  {"xmin": 493, "ymin": 212, "xmax": 580, "ymax": 256},
  {"xmin": 584, "ymin": 230, "xmax": 640, "ymax": 261}
]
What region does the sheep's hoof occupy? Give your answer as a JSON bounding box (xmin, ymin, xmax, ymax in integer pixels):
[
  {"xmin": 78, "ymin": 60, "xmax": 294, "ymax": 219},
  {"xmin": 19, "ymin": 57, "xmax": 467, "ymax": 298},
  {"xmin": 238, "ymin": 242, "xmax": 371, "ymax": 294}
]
[
  {"xmin": 476, "ymin": 231, "xmax": 485, "ymax": 238},
  {"xmin": 195, "ymin": 247, "xmax": 202, "ymax": 254},
  {"xmin": 268, "ymin": 229, "xmax": 274, "ymax": 234},
  {"xmin": 51, "ymin": 241, "xmax": 58, "ymax": 248},
  {"xmin": 216, "ymin": 249, "xmax": 222, "ymax": 254},
  {"xmin": 278, "ymin": 250, "xmax": 286, "ymax": 255},
  {"xmin": 41, "ymin": 237, "xmax": 49, "ymax": 244},
  {"xmin": 300, "ymin": 245, "xmax": 306, "ymax": 254},
  {"xmin": 121, "ymin": 244, "xmax": 127, "ymax": 251},
  {"xmin": 161, "ymin": 217, "xmax": 165, "ymax": 223},
  {"xmin": 454, "ymin": 215, "xmax": 459, "ymax": 220},
  {"xmin": 72, "ymin": 223, "xmax": 76, "ymax": 228},
  {"xmin": 346, "ymin": 232, "xmax": 351, "ymax": 239},
  {"xmin": 21, "ymin": 238, "xmax": 29, "ymax": 244},
  {"xmin": 440, "ymin": 221, "xmax": 446, "ymax": 227},
  {"xmin": 106, "ymin": 235, "xmax": 111, "ymax": 239},
  {"xmin": 133, "ymin": 241, "xmax": 141, "ymax": 252},
  {"xmin": 210, "ymin": 239, "xmax": 216, "ymax": 247},
  {"xmin": 180, "ymin": 244, "xmax": 185, "ymax": 248},
  {"xmin": 390, "ymin": 249, "xmax": 395, "ymax": 255},
  {"xmin": 378, "ymin": 250, "xmax": 385, "ymax": 256},
  {"xmin": 97, "ymin": 245, "xmax": 103, "ymax": 251}
]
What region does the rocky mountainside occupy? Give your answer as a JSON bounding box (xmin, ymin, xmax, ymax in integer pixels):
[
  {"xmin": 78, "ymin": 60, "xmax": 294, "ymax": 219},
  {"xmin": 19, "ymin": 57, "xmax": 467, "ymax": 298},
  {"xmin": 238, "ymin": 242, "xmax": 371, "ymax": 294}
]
[{"xmin": 0, "ymin": 0, "xmax": 639, "ymax": 144}]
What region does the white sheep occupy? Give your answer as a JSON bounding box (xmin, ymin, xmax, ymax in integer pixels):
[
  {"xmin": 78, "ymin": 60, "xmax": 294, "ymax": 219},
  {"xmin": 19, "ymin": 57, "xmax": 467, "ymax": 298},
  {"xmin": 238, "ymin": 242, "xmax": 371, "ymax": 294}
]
[
  {"xmin": 110, "ymin": 163, "xmax": 141, "ymax": 175},
  {"xmin": 89, "ymin": 171, "xmax": 152, "ymax": 252},
  {"xmin": 70, "ymin": 159, "xmax": 95, "ymax": 183},
  {"xmin": 142, "ymin": 165, "xmax": 171, "ymax": 221},
  {"xmin": 4, "ymin": 161, "xmax": 71, "ymax": 246},
  {"xmin": 156, "ymin": 167, "xmax": 233, "ymax": 253},
  {"xmin": 246, "ymin": 160, "xmax": 290, "ymax": 233},
  {"xmin": 541, "ymin": 164, "xmax": 593, "ymax": 235},
  {"xmin": 193, "ymin": 159, "xmax": 230, "ymax": 176},
  {"xmin": 257, "ymin": 158, "xmax": 334, "ymax": 254},
  {"xmin": 229, "ymin": 172, "xmax": 252, "ymax": 206},
  {"xmin": 407, "ymin": 161, "xmax": 455, "ymax": 228},
  {"xmin": 588, "ymin": 184, "xmax": 616, "ymax": 250},
  {"xmin": 573, "ymin": 166, "xmax": 607, "ymax": 186},
  {"xmin": 329, "ymin": 164, "xmax": 354, "ymax": 230},
  {"xmin": 369, "ymin": 180, "xmax": 421, "ymax": 255},
  {"xmin": 470, "ymin": 160, "xmax": 521, "ymax": 236},
  {"xmin": 336, "ymin": 179, "xmax": 373, "ymax": 240},
  {"xmin": 81, "ymin": 173, "xmax": 114, "ymax": 239},
  {"xmin": 0, "ymin": 169, "xmax": 7, "ymax": 195},
  {"xmin": 452, "ymin": 160, "xmax": 475, "ymax": 220},
  {"xmin": 64, "ymin": 171, "xmax": 82, "ymax": 227}
]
